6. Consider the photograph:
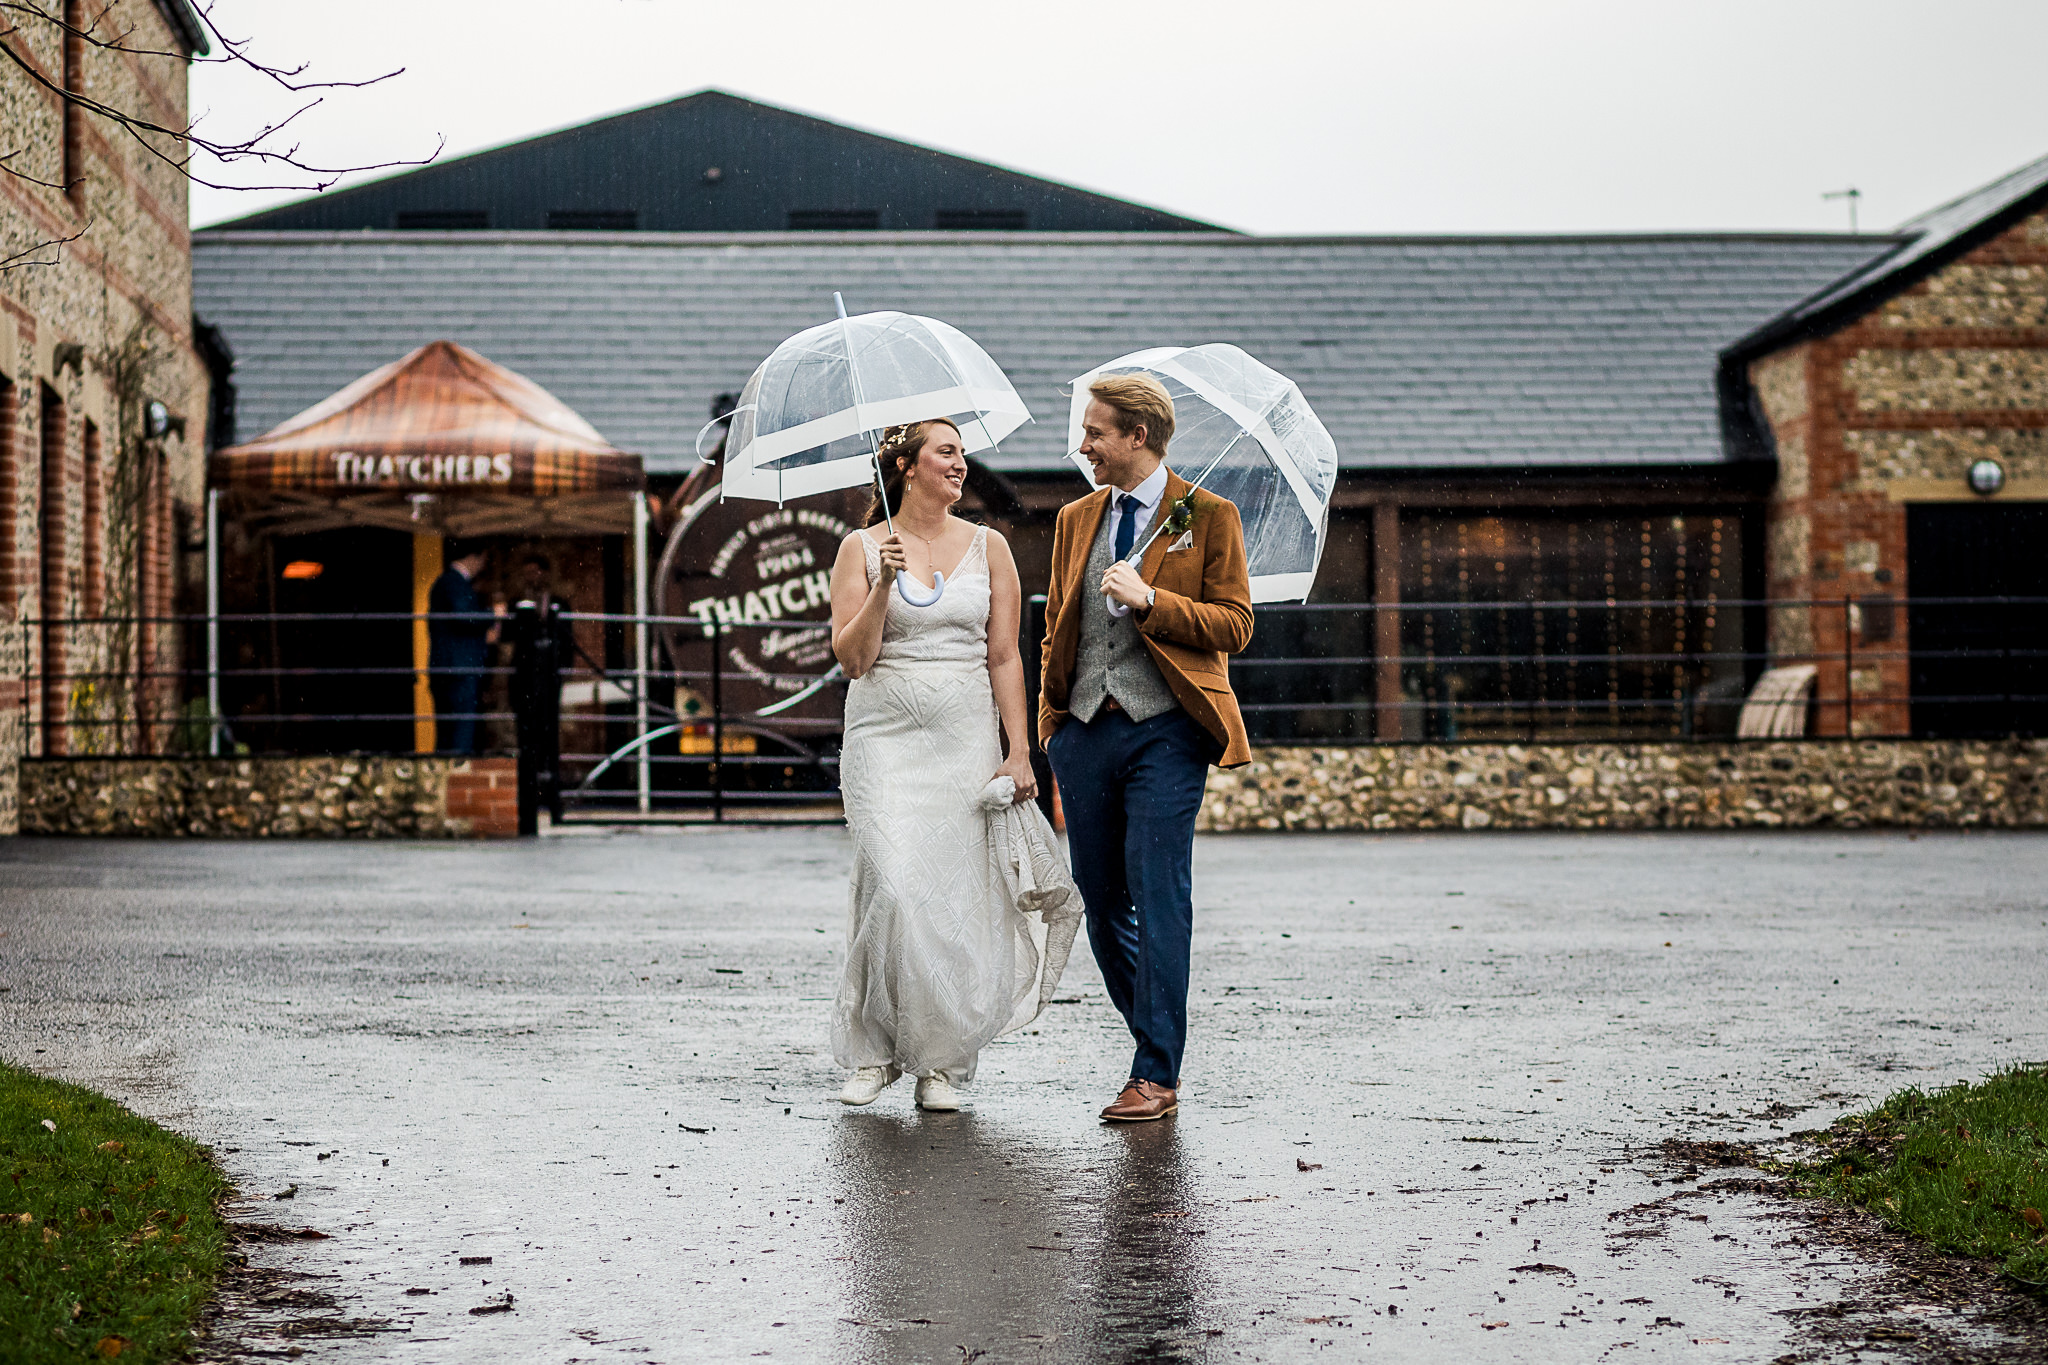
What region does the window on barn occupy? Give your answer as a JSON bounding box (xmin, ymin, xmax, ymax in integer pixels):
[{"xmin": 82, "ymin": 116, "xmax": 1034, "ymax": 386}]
[
  {"xmin": 787, "ymin": 209, "xmax": 879, "ymax": 230},
  {"xmin": 394, "ymin": 210, "xmax": 489, "ymax": 230},
  {"xmin": 1231, "ymin": 509, "xmax": 1752, "ymax": 745},
  {"xmin": 547, "ymin": 209, "xmax": 638, "ymax": 230},
  {"xmin": 1398, "ymin": 512, "xmax": 1748, "ymax": 741},
  {"xmin": 934, "ymin": 209, "xmax": 1028, "ymax": 229}
]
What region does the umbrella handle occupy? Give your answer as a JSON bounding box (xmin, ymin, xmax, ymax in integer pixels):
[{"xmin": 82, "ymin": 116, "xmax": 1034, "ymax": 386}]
[
  {"xmin": 896, "ymin": 571, "xmax": 946, "ymax": 607},
  {"xmin": 694, "ymin": 413, "xmax": 731, "ymax": 464}
]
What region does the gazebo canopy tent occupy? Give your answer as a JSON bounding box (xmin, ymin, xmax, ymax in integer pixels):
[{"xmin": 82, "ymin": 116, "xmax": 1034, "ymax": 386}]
[
  {"xmin": 211, "ymin": 339, "xmax": 644, "ymax": 537},
  {"xmin": 206, "ymin": 341, "xmax": 651, "ymax": 759}
]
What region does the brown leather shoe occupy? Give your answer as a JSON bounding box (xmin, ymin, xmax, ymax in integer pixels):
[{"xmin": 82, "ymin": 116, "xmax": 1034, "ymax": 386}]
[{"xmin": 1100, "ymin": 1079, "xmax": 1178, "ymax": 1122}]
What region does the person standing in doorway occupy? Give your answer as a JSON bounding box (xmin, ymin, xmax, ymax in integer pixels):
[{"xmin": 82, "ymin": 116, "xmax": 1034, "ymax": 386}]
[
  {"xmin": 516, "ymin": 551, "xmax": 579, "ymax": 668},
  {"xmin": 518, "ymin": 552, "xmax": 572, "ymax": 617},
  {"xmin": 428, "ymin": 540, "xmax": 502, "ymax": 754}
]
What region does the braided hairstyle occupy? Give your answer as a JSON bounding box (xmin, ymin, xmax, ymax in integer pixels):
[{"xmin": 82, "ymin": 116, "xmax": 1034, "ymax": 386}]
[{"xmin": 865, "ymin": 418, "xmax": 962, "ymax": 527}]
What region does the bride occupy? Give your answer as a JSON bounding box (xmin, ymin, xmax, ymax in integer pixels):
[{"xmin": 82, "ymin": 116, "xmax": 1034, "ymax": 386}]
[{"xmin": 827, "ymin": 418, "xmax": 1077, "ymax": 1111}]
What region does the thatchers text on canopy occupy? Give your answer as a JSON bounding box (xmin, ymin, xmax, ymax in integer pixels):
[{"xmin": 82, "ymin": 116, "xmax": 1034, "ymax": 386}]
[{"xmin": 211, "ymin": 340, "xmax": 643, "ymax": 537}]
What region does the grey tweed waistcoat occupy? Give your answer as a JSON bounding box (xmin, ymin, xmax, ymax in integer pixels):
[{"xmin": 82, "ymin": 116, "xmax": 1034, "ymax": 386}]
[{"xmin": 1068, "ymin": 499, "xmax": 1178, "ymax": 724}]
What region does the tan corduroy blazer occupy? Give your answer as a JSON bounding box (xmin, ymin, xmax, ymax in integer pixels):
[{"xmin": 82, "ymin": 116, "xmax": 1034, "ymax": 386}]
[{"xmin": 1037, "ymin": 469, "xmax": 1255, "ymax": 768}]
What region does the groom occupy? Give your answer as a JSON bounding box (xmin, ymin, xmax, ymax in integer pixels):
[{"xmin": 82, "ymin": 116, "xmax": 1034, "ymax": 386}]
[{"xmin": 1039, "ymin": 373, "xmax": 1253, "ymax": 1122}]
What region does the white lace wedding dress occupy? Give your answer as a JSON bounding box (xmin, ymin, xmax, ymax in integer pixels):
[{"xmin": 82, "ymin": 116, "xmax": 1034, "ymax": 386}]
[{"xmin": 833, "ymin": 525, "xmax": 1080, "ymax": 1082}]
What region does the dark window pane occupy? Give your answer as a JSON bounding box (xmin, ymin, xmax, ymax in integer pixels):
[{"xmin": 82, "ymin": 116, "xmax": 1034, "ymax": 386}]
[
  {"xmin": 787, "ymin": 209, "xmax": 879, "ymax": 230},
  {"xmin": 394, "ymin": 210, "xmax": 488, "ymax": 230},
  {"xmin": 546, "ymin": 209, "xmax": 639, "ymax": 230},
  {"xmin": 1393, "ymin": 511, "xmax": 1747, "ymax": 742},
  {"xmin": 933, "ymin": 208, "xmax": 1028, "ymax": 230}
]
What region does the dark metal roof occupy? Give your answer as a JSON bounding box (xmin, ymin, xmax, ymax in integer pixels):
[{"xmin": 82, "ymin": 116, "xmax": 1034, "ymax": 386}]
[
  {"xmin": 206, "ymin": 90, "xmax": 1216, "ymax": 234},
  {"xmin": 192, "ymin": 228, "xmax": 1892, "ymax": 477},
  {"xmin": 1723, "ymin": 150, "xmax": 2048, "ymax": 362}
]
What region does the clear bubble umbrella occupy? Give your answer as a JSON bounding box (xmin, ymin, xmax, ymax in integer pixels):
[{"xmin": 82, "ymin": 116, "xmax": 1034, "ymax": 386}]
[
  {"xmin": 704, "ymin": 296, "xmax": 1032, "ymax": 605},
  {"xmin": 1067, "ymin": 343, "xmax": 1338, "ymax": 603}
]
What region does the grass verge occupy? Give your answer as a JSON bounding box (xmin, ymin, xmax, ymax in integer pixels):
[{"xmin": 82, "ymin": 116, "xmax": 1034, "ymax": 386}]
[
  {"xmin": 1792, "ymin": 1064, "xmax": 2048, "ymax": 1286},
  {"xmin": 1, "ymin": 1062, "xmax": 230, "ymax": 1362}
]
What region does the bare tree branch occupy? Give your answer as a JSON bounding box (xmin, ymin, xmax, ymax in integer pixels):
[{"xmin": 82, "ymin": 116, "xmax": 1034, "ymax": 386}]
[
  {"xmin": 0, "ymin": 144, "xmax": 69, "ymax": 190},
  {"xmin": 2, "ymin": 1, "xmax": 404, "ymax": 88},
  {"xmin": 0, "ymin": 0, "xmax": 438, "ymax": 196},
  {"xmin": 0, "ymin": 219, "xmax": 89, "ymax": 272},
  {"xmin": 190, "ymin": 3, "xmax": 408, "ymax": 95}
]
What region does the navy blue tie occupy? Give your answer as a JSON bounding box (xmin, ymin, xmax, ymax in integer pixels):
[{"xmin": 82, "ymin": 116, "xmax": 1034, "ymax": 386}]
[{"xmin": 1114, "ymin": 493, "xmax": 1140, "ymax": 563}]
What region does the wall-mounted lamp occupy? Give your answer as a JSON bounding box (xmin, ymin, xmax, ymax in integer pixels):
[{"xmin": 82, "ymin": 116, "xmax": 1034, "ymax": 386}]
[
  {"xmin": 53, "ymin": 342, "xmax": 85, "ymax": 376},
  {"xmin": 1967, "ymin": 458, "xmax": 2006, "ymax": 497},
  {"xmin": 143, "ymin": 399, "xmax": 186, "ymax": 440},
  {"xmin": 282, "ymin": 560, "xmax": 325, "ymax": 581}
]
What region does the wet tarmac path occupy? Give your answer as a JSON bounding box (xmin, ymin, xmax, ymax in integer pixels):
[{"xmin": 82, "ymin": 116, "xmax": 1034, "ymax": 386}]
[{"xmin": 1, "ymin": 829, "xmax": 2043, "ymax": 1363}]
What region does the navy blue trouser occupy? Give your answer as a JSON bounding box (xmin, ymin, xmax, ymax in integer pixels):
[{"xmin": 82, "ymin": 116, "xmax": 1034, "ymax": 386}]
[
  {"xmin": 431, "ymin": 671, "xmax": 483, "ymax": 755},
  {"xmin": 1047, "ymin": 707, "xmax": 1218, "ymax": 1087}
]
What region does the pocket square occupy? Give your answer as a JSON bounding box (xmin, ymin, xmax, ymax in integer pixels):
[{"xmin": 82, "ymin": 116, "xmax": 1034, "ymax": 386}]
[{"xmin": 1167, "ymin": 530, "xmax": 1195, "ymax": 552}]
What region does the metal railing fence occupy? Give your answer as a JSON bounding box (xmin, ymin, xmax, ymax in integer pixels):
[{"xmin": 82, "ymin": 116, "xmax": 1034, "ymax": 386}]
[
  {"xmin": 1223, "ymin": 595, "xmax": 2047, "ymax": 744},
  {"xmin": 547, "ymin": 608, "xmax": 844, "ymax": 827},
  {"xmin": 15, "ymin": 593, "xmax": 2045, "ymax": 828}
]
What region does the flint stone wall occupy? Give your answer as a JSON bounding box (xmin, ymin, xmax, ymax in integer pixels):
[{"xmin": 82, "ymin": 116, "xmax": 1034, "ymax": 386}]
[
  {"xmin": 19, "ymin": 756, "xmax": 516, "ymax": 838},
  {"xmin": 1198, "ymin": 740, "xmax": 2048, "ymax": 832}
]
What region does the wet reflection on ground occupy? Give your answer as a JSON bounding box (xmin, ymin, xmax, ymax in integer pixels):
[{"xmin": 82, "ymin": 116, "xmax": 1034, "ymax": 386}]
[
  {"xmin": 833, "ymin": 1113, "xmax": 1212, "ymax": 1363},
  {"xmin": 834, "ymin": 1111, "xmax": 1076, "ymax": 1358},
  {"xmin": 1070, "ymin": 1120, "xmax": 1213, "ymax": 1363}
]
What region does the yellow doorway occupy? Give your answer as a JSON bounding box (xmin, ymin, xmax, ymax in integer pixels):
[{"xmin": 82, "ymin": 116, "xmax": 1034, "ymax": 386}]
[{"xmin": 412, "ymin": 533, "xmax": 442, "ymax": 753}]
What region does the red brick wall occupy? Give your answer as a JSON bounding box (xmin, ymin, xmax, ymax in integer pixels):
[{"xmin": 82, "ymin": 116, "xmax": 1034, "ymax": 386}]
[
  {"xmin": 444, "ymin": 757, "xmax": 520, "ymax": 836},
  {"xmin": 1754, "ymin": 210, "xmax": 2048, "ymax": 736}
]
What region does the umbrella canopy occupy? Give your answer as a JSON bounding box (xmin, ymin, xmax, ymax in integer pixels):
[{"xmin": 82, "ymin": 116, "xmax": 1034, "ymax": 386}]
[
  {"xmin": 212, "ymin": 340, "xmax": 643, "ymax": 536},
  {"xmin": 1067, "ymin": 343, "xmax": 1337, "ymax": 603},
  {"xmin": 718, "ymin": 310, "xmax": 1030, "ymax": 506}
]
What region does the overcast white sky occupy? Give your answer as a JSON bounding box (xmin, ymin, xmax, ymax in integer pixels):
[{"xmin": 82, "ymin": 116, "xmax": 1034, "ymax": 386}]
[{"xmin": 189, "ymin": 0, "xmax": 2048, "ymax": 236}]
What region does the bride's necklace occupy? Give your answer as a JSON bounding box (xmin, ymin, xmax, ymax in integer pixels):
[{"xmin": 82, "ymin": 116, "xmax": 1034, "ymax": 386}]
[{"xmin": 897, "ymin": 517, "xmax": 946, "ymax": 556}]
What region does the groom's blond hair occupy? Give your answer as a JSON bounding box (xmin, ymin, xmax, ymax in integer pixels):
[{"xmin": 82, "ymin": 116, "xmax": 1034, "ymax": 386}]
[{"xmin": 1088, "ymin": 374, "xmax": 1175, "ymax": 456}]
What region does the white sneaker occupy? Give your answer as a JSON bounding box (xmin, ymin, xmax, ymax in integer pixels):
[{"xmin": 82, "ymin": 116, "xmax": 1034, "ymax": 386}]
[
  {"xmin": 839, "ymin": 1065, "xmax": 901, "ymax": 1106},
  {"xmin": 914, "ymin": 1072, "xmax": 961, "ymax": 1112}
]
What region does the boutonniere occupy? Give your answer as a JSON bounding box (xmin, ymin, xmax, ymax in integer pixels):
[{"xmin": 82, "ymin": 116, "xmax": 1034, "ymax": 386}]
[{"xmin": 1156, "ymin": 490, "xmax": 1209, "ymax": 542}]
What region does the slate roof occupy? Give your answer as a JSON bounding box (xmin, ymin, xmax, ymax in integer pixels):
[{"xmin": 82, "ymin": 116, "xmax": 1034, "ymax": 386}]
[
  {"xmin": 1725, "ymin": 150, "xmax": 2048, "ymax": 361},
  {"xmin": 192, "ymin": 229, "xmax": 1893, "ymax": 477}
]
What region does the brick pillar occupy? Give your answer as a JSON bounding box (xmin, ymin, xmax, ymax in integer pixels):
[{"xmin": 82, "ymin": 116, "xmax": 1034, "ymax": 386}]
[
  {"xmin": 136, "ymin": 451, "xmax": 168, "ymax": 752},
  {"xmin": 38, "ymin": 384, "xmax": 70, "ymax": 755},
  {"xmin": 443, "ymin": 757, "xmax": 520, "ymax": 837},
  {"xmin": 0, "ymin": 376, "xmax": 20, "ymax": 774},
  {"xmin": 0, "ymin": 375, "xmax": 17, "ymax": 612},
  {"xmin": 80, "ymin": 419, "xmax": 102, "ymax": 619}
]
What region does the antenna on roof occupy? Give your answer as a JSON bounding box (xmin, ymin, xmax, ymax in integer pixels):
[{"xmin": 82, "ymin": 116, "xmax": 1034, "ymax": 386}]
[{"xmin": 1822, "ymin": 187, "xmax": 1862, "ymax": 234}]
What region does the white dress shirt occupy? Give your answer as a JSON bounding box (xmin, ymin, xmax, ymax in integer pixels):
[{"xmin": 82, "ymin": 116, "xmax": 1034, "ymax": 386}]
[{"xmin": 1103, "ymin": 462, "xmax": 1170, "ymax": 618}]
